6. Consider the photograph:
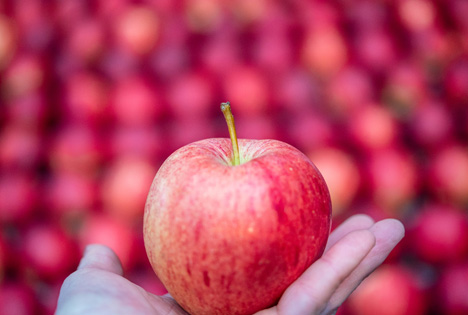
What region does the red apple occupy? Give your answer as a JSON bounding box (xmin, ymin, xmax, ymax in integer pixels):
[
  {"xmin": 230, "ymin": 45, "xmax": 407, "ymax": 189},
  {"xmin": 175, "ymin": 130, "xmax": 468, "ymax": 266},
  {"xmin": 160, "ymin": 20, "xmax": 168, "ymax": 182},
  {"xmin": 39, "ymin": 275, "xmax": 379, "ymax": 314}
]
[
  {"xmin": 409, "ymin": 100, "xmax": 455, "ymax": 151},
  {"xmin": 48, "ymin": 125, "xmax": 103, "ymax": 177},
  {"xmin": 167, "ymin": 71, "xmax": 215, "ymax": 120},
  {"xmin": 398, "ymin": 0, "xmax": 436, "ymax": 32},
  {"xmin": 112, "ymin": 5, "xmax": 160, "ymax": 56},
  {"xmin": 184, "ymin": 0, "xmax": 223, "ymax": 33},
  {"xmin": 408, "ymin": 204, "xmax": 468, "ymax": 264},
  {"xmin": 326, "ymin": 66, "xmax": 373, "ymax": 118},
  {"xmin": 2, "ymin": 54, "xmax": 45, "ymax": 100},
  {"xmin": 301, "ymin": 25, "xmax": 347, "ymax": 78},
  {"xmin": 285, "ymin": 110, "xmax": 334, "ymax": 152},
  {"xmin": 110, "ymin": 76, "xmax": 163, "ymax": 126},
  {"xmin": 63, "ymin": 18, "xmax": 105, "ymax": 64},
  {"xmin": 436, "ymin": 262, "xmax": 468, "ymax": 315},
  {"xmin": 44, "ymin": 172, "xmax": 98, "ymax": 219},
  {"xmin": 79, "ymin": 214, "xmax": 137, "ymax": 271},
  {"xmin": 347, "ymin": 104, "xmax": 398, "ymax": 151},
  {"xmin": 222, "ymin": 66, "xmax": 270, "ymax": 117},
  {"xmin": 0, "ymin": 124, "xmax": 43, "ymax": 171},
  {"xmin": 347, "ymin": 264, "xmax": 427, "ymax": 315},
  {"xmin": 0, "ymin": 15, "xmax": 17, "ymax": 71},
  {"xmin": 144, "ymin": 103, "xmax": 331, "ymax": 315},
  {"xmin": 62, "ymin": 71, "xmax": 109, "ymax": 125},
  {"xmin": 428, "ymin": 144, "xmax": 468, "ymax": 205},
  {"xmin": 22, "ymin": 223, "xmax": 79, "ymax": 280},
  {"xmin": 0, "ymin": 282, "xmax": 36, "ymax": 315},
  {"xmin": 101, "ymin": 156, "xmax": 157, "ymax": 223},
  {"xmin": 108, "ymin": 126, "xmax": 165, "ymax": 161},
  {"xmin": 365, "ymin": 148, "xmax": 418, "ymax": 214},
  {"xmin": 307, "ymin": 147, "xmax": 361, "ymax": 217},
  {"xmin": 0, "ymin": 172, "xmax": 38, "ymax": 224}
]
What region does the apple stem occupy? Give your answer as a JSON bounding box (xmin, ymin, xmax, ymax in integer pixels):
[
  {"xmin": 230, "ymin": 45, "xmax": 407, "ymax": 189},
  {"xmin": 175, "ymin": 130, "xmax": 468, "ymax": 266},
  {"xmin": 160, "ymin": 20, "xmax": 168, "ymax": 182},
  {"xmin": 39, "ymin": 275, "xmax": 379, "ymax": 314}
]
[{"xmin": 221, "ymin": 102, "xmax": 240, "ymax": 166}]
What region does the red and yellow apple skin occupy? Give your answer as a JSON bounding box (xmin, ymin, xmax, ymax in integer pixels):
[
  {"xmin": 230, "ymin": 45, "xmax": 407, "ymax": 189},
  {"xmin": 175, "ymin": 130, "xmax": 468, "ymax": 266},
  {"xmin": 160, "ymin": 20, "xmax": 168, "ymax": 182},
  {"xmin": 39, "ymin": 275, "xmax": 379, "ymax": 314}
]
[{"xmin": 144, "ymin": 138, "xmax": 331, "ymax": 315}]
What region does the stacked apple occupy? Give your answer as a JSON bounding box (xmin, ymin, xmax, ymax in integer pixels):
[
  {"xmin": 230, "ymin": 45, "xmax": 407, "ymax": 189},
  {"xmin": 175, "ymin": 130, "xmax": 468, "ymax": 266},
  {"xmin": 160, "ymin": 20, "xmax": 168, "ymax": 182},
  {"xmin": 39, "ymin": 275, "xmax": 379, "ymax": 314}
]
[{"xmin": 0, "ymin": 0, "xmax": 467, "ymax": 314}]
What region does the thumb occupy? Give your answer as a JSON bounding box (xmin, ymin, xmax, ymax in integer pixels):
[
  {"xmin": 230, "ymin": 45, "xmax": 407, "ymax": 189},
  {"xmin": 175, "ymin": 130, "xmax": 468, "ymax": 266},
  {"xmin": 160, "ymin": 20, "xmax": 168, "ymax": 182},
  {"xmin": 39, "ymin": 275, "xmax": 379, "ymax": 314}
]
[{"xmin": 77, "ymin": 244, "xmax": 123, "ymax": 276}]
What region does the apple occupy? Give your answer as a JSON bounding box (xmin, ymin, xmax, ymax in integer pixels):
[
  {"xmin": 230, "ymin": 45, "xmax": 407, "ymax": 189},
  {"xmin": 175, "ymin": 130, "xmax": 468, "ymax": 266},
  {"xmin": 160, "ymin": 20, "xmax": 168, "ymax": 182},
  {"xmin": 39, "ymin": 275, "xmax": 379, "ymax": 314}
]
[
  {"xmin": 112, "ymin": 5, "xmax": 160, "ymax": 56},
  {"xmin": 79, "ymin": 214, "xmax": 137, "ymax": 271},
  {"xmin": 101, "ymin": 155, "xmax": 157, "ymax": 223},
  {"xmin": 0, "ymin": 282, "xmax": 36, "ymax": 315},
  {"xmin": 436, "ymin": 262, "xmax": 468, "ymax": 315},
  {"xmin": 22, "ymin": 223, "xmax": 79, "ymax": 280},
  {"xmin": 307, "ymin": 147, "xmax": 361, "ymax": 217},
  {"xmin": 222, "ymin": 66, "xmax": 270, "ymax": 117},
  {"xmin": 144, "ymin": 103, "xmax": 331, "ymax": 315},
  {"xmin": 347, "ymin": 264, "xmax": 427, "ymax": 315},
  {"xmin": 408, "ymin": 203, "xmax": 468, "ymax": 264},
  {"xmin": 301, "ymin": 25, "xmax": 347, "ymax": 79},
  {"xmin": 428, "ymin": 144, "xmax": 468, "ymax": 206},
  {"xmin": 0, "ymin": 15, "xmax": 17, "ymax": 71}
]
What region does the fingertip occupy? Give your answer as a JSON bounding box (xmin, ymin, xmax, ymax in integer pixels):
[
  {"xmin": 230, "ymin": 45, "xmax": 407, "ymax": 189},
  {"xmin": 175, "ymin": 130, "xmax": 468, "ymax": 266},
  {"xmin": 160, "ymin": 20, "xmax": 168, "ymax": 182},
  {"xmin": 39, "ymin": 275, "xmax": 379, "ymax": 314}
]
[
  {"xmin": 348, "ymin": 214, "xmax": 376, "ymax": 227},
  {"xmin": 78, "ymin": 244, "xmax": 123, "ymax": 275},
  {"xmin": 371, "ymin": 219, "xmax": 406, "ymax": 244}
]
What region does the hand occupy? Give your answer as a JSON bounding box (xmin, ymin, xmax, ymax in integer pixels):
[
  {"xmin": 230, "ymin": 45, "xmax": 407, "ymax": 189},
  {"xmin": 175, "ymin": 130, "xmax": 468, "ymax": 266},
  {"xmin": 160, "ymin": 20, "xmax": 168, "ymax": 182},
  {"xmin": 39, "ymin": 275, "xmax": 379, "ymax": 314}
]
[{"xmin": 55, "ymin": 215, "xmax": 404, "ymax": 315}]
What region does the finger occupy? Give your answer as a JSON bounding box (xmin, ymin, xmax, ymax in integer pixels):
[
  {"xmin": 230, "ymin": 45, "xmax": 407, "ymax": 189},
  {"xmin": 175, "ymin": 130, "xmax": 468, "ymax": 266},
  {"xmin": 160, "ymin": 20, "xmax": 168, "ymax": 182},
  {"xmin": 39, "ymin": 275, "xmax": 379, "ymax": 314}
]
[
  {"xmin": 77, "ymin": 244, "xmax": 123, "ymax": 276},
  {"xmin": 326, "ymin": 214, "xmax": 375, "ymax": 251},
  {"xmin": 326, "ymin": 219, "xmax": 405, "ymax": 311},
  {"xmin": 277, "ymin": 229, "xmax": 376, "ymax": 315}
]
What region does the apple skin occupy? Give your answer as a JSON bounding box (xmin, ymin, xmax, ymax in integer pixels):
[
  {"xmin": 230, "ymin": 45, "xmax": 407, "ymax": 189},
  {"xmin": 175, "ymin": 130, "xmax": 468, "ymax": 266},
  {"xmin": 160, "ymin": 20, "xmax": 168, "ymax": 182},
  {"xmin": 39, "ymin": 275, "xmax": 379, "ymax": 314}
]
[{"xmin": 144, "ymin": 138, "xmax": 331, "ymax": 315}]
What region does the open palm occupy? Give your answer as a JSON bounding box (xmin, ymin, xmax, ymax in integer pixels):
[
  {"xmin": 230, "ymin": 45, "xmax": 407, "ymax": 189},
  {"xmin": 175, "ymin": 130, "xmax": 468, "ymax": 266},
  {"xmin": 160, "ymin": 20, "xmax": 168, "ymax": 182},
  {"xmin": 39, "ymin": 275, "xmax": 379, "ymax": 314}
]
[{"xmin": 56, "ymin": 214, "xmax": 404, "ymax": 315}]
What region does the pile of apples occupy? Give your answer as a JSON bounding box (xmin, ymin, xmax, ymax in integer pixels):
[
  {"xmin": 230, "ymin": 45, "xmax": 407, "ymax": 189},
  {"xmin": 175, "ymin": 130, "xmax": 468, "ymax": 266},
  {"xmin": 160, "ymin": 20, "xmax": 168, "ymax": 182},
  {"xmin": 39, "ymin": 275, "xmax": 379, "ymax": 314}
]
[{"xmin": 0, "ymin": 0, "xmax": 467, "ymax": 314}]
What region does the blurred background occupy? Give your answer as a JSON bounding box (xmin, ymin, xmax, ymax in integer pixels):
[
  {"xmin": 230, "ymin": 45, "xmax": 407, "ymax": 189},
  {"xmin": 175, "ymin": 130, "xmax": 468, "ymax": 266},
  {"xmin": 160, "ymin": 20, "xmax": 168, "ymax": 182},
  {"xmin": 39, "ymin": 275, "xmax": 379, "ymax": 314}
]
[{"xmin": 0, "ymin": 0, "xmax": 467, "ymax": 314}]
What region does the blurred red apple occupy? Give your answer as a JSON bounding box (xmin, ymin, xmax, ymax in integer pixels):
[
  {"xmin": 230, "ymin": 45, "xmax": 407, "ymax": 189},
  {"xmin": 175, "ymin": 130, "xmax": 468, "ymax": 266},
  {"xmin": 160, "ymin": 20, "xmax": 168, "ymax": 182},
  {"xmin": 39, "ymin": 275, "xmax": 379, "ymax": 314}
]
[
  {"xmin": 79, "ymin": 214, "xmax": 137, "ymax": 270},
  {"xmin": 0, "ymin": 15, "xmax": 17, "ymax": 70},
  {"xmin": 383, "ymin": 61, "xmax": 426, "ymax": 117},
  {"xmin": 308, "ymin": 147, "xmax": 361, "ymax": 216},
  {"xmin": 108, "ymin": 126, "xmax": 165, "ymax": 161},
  {"xmin": 63, "ymin": 18, "xmax": 105, "ymax": 64},
  {"xmin": 301, "ymin": 25, "xmax": 347, "ymax": 78},
  {"xmin": 101, "ymin": 156, "xmax": 157, "ymax": 223},
  {"xmin": 0, "ymin": 124, "xmax": 43, "ymax": 170},
  {"xmin": 1, "ymin": 54, "xmax": 45, "ymax": 100},
  {"xmin": 410, "ymin": 100, "xmax": 454, "ymax": 151},
  {"xmin": 408, "ymin": 204, "xmax": 468, "ymax": 264},
  {"xmin": 274, "ymin": 69, "xmax": 320, "ymax": 113},
  {"xmin": 44, "ymin": 172, "xmax": 98, "ymax": 219},
  {"xmin": 112, "ymin": 5, "xmax": 160, "ymax": 56},
  {"xmin": 222, "ymin": 66, "xmax": 270, "ymax": 117},
  {"xmin": 0, "ymin": 282, "xmax": 36, "ymax": 315},
  {"xmin": 428, "ymin": 144, "xmax": 468, "ymax": 205},
  {"xmin": 62, "ymin": 72, "xmax": 109, "ymax": 125},
  {"xmin": 4, "ymin": 92, "xmax": 48, "ymax": 128},
  {"xmin": 0, "ymin": 172, "xmax": 38, "ymax": 224},
  {"xmin": 184, "ymin": 0, "xmax": 223, "ymax": 33},
  {"xmin": 285, "ymin": 110, "xmax": 334, "ymax": 152},
  {"xmin": 353, "ymin": 29, "xmax": 397, "ymax": 73},
  {"xmin": 167, "ymin": 72, "xmax": 214, "ymax": 120},
  {"xmin": 22, "ymin": 223, "xmax": 79, "ymax": 280},
  {"xmin": 48, "ymin": 125, "xmax": 103, "ymax": 177},
  {"xmin": 347, "ymin": 104, "xmax": 398, "ymax": 151},
  {"xmin": 110, "ymin": 76, "xmax": 163, "ymax": 126},
  {"xmin": 347, "ymin": 264, "xmax": 427, "ymax": 315},
  {"xmin": 326, "ymin": 66, "xmax": 373, "ymax": 118},
  {"xmin": 398, "ymin": 0, "xmax": 436, "ymax": 32},
  {"xmin": 437, "ymin": 262, "xmax": 468, "ymax": 315},
  {"xmin": 365, "ymin": 148, "xmax": 418, "ymax": 214}
]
